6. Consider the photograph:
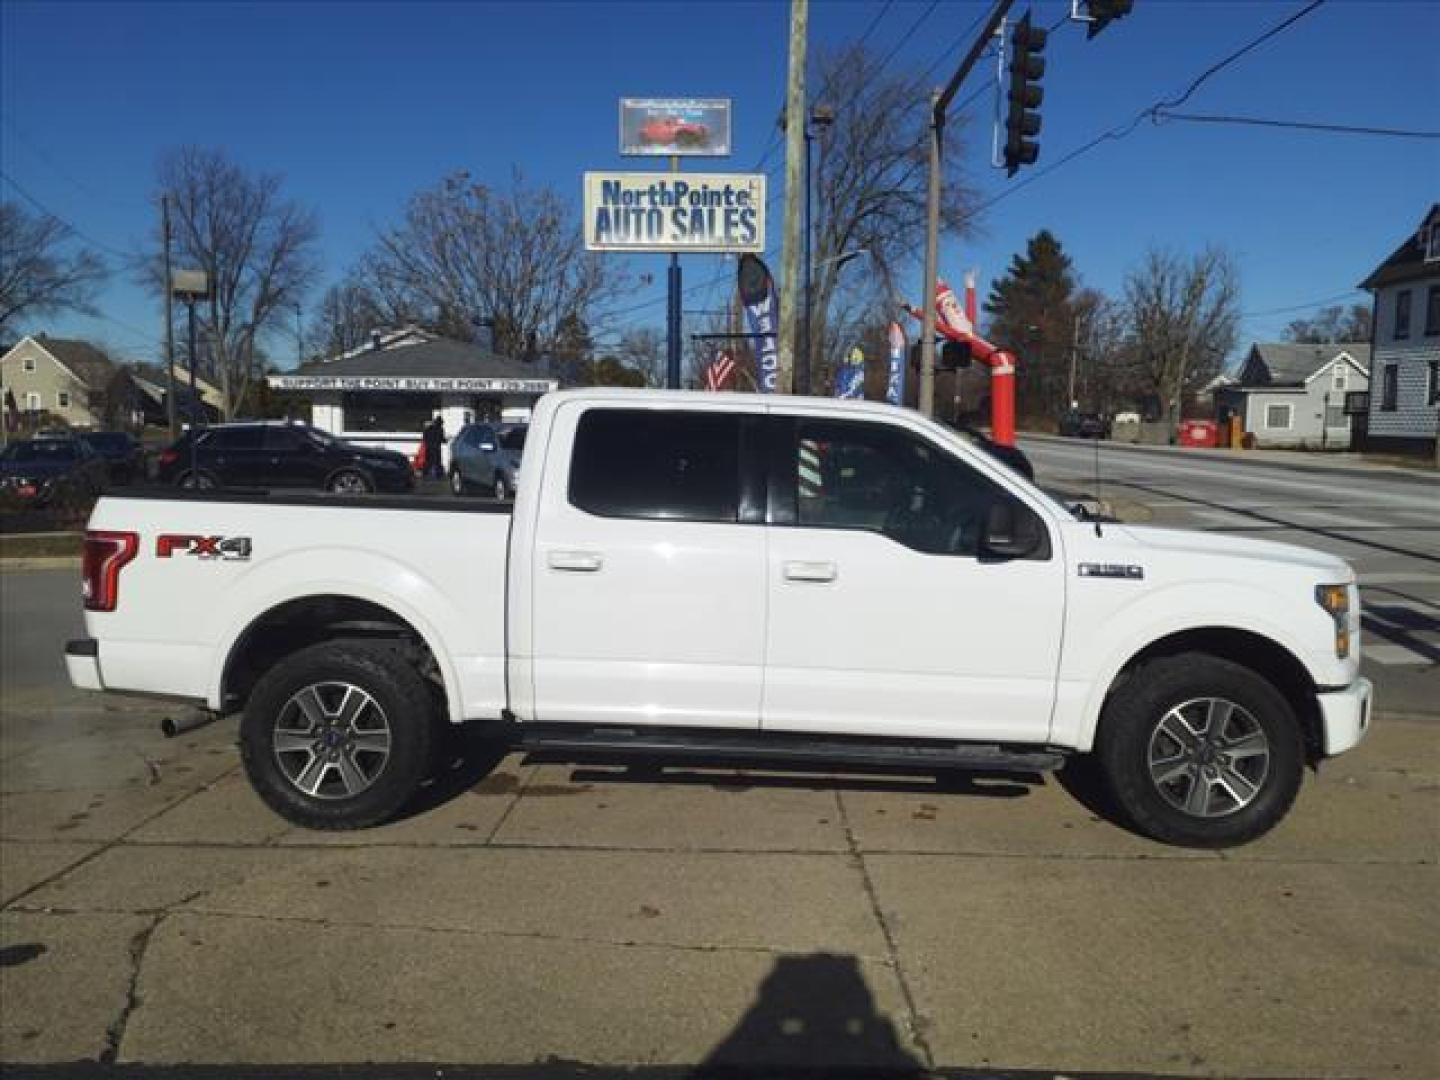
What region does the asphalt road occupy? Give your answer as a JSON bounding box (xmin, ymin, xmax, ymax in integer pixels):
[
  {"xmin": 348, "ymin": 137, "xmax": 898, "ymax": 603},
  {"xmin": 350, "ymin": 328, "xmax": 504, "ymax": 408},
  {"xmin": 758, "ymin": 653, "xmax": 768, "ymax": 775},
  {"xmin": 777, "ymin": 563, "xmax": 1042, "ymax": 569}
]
[{"xmin": 1025, "ymin": 435, "xmax": 1439, "ymax": 717}]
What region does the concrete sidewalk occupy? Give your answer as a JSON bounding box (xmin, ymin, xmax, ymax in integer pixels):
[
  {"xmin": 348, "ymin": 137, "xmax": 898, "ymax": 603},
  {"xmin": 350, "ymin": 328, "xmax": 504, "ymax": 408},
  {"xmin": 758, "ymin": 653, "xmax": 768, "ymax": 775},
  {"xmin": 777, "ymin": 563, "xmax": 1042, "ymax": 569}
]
[{"xmin": 2, "ymin": 693, "xmax": 1435, "ymax": 1077}]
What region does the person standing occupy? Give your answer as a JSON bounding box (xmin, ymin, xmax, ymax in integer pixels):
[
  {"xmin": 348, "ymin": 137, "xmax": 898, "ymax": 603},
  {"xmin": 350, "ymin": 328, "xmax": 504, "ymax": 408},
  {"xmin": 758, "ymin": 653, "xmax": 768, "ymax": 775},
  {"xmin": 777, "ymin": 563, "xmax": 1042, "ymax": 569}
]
[{"xmin": 423, "ymin": 413, "xmax": 447, "ymax": 480}]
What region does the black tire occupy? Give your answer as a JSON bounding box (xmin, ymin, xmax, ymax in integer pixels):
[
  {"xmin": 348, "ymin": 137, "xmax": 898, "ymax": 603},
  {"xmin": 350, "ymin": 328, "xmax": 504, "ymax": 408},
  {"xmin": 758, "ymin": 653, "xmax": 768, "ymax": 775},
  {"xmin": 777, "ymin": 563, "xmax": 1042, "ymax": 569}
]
[
  {"xmin": 327, "ymin": 469, "xmax": 373, "ymax": 495},
  {"xmin": 177, "ymin": 470, "xmax": 219, "ymax": 490},
  {"xmin": 449, "ymin": 468, "xmax": 468, "ymax": 496},
  {"xmin": 1095, "ymin": 652, "xmax": 1303, "ymax": 848},
  {"xmin": 240, "ymin": 640, "xmax": 435, "ymax": 830}
]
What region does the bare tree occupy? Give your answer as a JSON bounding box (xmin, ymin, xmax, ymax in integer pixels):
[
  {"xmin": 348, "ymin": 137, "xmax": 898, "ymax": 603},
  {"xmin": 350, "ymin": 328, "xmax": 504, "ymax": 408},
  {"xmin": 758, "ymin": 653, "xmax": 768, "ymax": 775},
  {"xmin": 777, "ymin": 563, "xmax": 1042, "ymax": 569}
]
[
  {"xmin": 1123, "ymin": 246, "xmax": 1240, "ymax": 436},
  {"xmin": 0, "ymin": 201, "xmax": 107, "ymax": 331},
  {"xmin": 151, "ymin": 147, "xmax": 320, "ymax": 419},
  {"xmin": 356, "ymin": 171, "xmax": 624, "ymax": 360},
  {"xmin": 615, "ymin": 327, "xmax": 666, "ymax": 388},
  {"xmin": 806, "ymin": 42, "xmax": 982, "ymax": 385},
  {"xmin": 308, "ymin": 279, "xmax": 390, "ymax": 360},
  {"xmin": 1283, "ymin": 302, "xmax": 1372, "ymax": 344}
]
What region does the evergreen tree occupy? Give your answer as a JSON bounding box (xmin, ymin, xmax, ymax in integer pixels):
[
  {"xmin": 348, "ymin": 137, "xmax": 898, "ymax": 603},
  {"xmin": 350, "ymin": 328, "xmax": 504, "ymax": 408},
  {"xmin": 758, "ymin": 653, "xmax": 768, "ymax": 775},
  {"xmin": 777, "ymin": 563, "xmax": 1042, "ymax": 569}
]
[{"xmin": 983, "ymin": 230, "xmax": 1078, "ymax": 419}]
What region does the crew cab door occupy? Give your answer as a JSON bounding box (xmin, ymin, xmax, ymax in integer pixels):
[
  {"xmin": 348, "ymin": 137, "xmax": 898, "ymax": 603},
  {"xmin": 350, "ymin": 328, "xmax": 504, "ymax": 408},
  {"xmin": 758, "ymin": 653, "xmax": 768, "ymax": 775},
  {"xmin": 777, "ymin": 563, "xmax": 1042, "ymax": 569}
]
[
  {"xmin": 527, "ymin": 402, "xmax": 767, "ymax": 728},
  {"xmin": 762, "ymin": 412, "xmax": 1064, "ymax": 743}
]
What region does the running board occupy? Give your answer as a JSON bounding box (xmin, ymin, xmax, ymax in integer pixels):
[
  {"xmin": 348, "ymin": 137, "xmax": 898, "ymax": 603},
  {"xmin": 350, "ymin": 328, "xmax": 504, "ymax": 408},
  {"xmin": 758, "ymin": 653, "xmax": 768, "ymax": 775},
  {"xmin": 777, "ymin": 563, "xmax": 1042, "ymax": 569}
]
[{"xmin": 512, "ymin": 724, "xmax": 1067, "ymax": 774}]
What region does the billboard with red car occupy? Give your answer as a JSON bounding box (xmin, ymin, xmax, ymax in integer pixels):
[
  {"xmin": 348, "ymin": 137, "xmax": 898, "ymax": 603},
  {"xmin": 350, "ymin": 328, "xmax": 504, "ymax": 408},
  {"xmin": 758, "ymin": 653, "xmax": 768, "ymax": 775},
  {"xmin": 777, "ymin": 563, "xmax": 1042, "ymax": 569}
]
[{"xmin": 620, "ymin": 98, "xmax": 731, "ymax": 157}]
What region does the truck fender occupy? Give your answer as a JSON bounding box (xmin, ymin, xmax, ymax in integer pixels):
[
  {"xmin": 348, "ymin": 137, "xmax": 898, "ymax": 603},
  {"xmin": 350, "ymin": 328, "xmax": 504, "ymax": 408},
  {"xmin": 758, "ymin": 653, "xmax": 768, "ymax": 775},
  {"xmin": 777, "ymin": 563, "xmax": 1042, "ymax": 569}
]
[{"xmin": 205, "ymin": 548, "xmax": 465, "ymax": 723}]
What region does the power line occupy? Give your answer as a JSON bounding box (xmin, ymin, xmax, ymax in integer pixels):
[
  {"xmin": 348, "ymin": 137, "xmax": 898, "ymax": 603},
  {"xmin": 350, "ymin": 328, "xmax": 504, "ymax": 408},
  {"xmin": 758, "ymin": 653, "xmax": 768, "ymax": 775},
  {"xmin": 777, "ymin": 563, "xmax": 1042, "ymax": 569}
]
[
  {"xmin": 1242, "ymin": 289, "xmax": 1365, "ymax": 318},
  {"xmin": 1154, "ymin": 110, "xmax": 1440, "ymax": 140},
  {"xmin": 873, "ymin": 0, "xmax": 943, "ymax": 79},
  {"xmin": 0, "ymin": 168, "xmax": 135, "ymax": 262}
]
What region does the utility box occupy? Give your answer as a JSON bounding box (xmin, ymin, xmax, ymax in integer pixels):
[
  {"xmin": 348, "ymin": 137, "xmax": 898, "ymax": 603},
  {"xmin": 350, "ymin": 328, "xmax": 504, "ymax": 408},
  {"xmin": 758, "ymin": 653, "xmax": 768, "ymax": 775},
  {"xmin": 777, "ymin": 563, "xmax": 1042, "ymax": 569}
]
[{"xmin": 1179, "ymin": 419, "xmax": 1219, "ymax": 448}]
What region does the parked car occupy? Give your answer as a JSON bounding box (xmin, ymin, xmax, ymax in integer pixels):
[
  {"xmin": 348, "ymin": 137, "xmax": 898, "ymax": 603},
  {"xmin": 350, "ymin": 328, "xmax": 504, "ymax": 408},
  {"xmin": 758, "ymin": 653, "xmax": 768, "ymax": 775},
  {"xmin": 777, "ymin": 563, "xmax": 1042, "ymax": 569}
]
[
  {"xmin": 638, "ymin": 117, "xmax": 709, "ymax": 147},
  {"xmin": 1059, "ymin": 410, "xmax": 1111, "ymax": 439},
  {"xmin": 0, "ymin": 436, "xmax": 109, "ymax": 506},
  {"xmin": 154, "ymin": 421, "xmax": 413, "ymax": 494},
  {"xmin": 450, "ymin": 422, "xmax": 526, "ymax": 500},
  {"xmin": 78, "ymin": 431, "xmax": 146, "ymax": 485},
  {"xmin": 68, "ymin": 389, "xmax": 1371, "ymax": 848}
]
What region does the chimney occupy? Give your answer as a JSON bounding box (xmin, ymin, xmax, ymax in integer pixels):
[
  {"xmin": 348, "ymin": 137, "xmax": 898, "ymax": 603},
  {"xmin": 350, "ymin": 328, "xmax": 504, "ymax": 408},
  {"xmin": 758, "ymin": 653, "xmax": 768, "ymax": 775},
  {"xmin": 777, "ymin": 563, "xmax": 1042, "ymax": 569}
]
[
  {"xmin": 474, "ymin": 317, "xmax": 496, "ymax": 354},
  {"xmin": 370, "ymin": 329, "xmax": 383, "ymax": 351}
]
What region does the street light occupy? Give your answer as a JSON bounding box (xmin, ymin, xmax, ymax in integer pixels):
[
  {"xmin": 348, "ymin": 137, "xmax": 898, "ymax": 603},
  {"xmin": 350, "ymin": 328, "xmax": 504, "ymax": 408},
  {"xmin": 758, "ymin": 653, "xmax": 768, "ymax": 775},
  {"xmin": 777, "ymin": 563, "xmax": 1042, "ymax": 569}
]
[{"xmin": 799, "ymin": 102, "xmax": 835, "ymax": 396}]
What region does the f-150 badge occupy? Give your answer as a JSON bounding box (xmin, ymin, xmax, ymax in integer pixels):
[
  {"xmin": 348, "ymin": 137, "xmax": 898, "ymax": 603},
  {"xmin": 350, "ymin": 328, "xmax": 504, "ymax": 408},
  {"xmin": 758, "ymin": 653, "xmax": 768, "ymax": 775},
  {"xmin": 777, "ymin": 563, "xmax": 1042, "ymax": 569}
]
[
  {"xmin": 156, "ymin": 534, "xmax": 252, "ymax": 561},
  {"xmin": 1078, "ymin": 562, "xmax": 1143, "ymax": 580}
]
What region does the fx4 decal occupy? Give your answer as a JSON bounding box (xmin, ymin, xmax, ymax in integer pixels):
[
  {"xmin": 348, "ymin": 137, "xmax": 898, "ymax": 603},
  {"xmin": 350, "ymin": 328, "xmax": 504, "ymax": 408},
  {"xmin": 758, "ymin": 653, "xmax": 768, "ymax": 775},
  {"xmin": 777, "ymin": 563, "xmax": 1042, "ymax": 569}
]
[{"xmin": 156, "ymin": 534, "xmax": 253, "ymax": 561}]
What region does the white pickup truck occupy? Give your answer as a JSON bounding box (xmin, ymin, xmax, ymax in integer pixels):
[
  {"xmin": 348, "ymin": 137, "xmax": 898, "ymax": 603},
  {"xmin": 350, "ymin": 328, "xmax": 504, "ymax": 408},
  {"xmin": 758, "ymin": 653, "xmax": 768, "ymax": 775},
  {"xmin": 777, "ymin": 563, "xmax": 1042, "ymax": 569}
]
[{"xmin": 66, "ymin": 389, "xmax": 1372, "ymax": 847}]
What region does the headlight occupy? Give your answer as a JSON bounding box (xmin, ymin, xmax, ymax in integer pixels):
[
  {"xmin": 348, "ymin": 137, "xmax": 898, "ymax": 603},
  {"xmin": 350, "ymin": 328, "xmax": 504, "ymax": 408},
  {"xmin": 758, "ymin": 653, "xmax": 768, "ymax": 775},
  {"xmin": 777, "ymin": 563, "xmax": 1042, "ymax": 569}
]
[{"xmin": 1315, "ymin": 582, "xmax": 1351, "ymax": 659}]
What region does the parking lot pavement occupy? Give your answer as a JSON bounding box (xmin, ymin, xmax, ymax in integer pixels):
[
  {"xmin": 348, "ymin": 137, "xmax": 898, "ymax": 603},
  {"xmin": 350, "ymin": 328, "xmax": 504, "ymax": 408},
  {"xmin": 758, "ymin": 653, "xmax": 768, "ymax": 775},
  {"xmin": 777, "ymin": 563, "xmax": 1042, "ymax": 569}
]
[{"xmin": 2, "ymin": 567, "xmax": 1438, "ymax": 1076}]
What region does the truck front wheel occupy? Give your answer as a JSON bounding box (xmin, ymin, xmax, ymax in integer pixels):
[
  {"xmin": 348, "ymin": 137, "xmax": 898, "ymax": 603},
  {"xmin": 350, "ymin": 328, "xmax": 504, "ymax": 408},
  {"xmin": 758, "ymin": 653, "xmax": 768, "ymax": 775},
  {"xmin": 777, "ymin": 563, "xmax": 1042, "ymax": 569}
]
[
  {"xmin": 240, "ymin": 641, "xmax": 435, "ymax": 829},
  {"xmin": 1096, "ymin": 653, "xmax": 1304, "ymax": 848}
]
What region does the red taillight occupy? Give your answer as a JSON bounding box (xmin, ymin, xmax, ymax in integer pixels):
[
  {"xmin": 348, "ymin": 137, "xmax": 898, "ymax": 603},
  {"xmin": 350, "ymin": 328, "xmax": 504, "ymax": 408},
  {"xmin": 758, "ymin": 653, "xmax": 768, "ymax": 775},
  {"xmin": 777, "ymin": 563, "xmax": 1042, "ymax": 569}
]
[
  {"xmin": 158, "ymin": 449, "xmax": 180, "ymax": 467},
  {"xmin": 82, "ymin": 530, "xmax": 138, "ymax": 612}
]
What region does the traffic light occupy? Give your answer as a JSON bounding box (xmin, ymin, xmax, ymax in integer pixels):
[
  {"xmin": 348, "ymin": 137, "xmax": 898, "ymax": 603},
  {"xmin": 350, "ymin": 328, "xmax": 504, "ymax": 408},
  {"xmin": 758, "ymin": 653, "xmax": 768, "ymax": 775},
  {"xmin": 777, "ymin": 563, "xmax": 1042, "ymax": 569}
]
[
  {"xmin": 1086, "ymin": 0, "xmax": 1134, "ymax": 39},
  {"xmin": 1004, "ymin": 12, "xmax": 1047, "ymax": 177}
]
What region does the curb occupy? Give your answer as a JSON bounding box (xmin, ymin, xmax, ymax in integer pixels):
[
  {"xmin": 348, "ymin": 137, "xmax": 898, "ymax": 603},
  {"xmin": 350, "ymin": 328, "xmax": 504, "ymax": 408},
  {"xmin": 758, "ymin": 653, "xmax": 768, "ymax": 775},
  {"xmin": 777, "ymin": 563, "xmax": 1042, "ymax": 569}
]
[{"xmin": 0, "ymin": 556, "xmax": 81, "ymax": 571}]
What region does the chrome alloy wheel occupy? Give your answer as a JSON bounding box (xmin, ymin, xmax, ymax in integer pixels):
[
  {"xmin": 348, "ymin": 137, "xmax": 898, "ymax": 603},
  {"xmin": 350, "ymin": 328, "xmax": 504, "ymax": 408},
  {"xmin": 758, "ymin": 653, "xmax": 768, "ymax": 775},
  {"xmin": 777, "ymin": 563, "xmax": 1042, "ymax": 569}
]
[
  {"xmin": 330, "ymin": 471, "xmax": 370, "ymax": 494},
  {"xmin": 272, "ymin": 682, "xmax": 392, "ymax": 799},
  {"xmin": 1146, "ymin": 697, "xmax": 1271, "ymax": 819}
]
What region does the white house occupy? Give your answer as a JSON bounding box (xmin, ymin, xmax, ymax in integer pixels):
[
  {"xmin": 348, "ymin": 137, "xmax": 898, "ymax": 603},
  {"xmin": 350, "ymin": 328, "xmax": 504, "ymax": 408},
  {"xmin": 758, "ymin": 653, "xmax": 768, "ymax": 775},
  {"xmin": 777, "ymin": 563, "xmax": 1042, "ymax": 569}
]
[
  {"xmin": 1360, "ymin": 204, "xmax": 1440, "ymax": 458},
  {"xmin": 267, "ymin": 331, "xmax": 557, "ymax": 466},
  {"xmin": 1216, "ymin": 343, "xmax": 1370, "ymax": 449},
  {"xmin": 0, "ymin": 335, "xmax": 118, "ymax": 429}
]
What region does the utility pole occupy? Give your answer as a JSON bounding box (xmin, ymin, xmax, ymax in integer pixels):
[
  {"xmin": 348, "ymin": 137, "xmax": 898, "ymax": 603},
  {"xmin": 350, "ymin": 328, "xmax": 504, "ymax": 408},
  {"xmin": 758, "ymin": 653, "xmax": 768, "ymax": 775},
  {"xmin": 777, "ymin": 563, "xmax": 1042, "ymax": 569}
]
[
  {"xmin": 920, "ymin": 0, "xmax": 1015, "ymax": 417},
  {"xmin": 777, "ymin": 0, "xmax": 808, "ymax": 395},
  {"xmin": 162, "ymin": 194, "xmax": 177, "ymax": 439},
  {"xmin": 1067, "ymin": 312, "xmax": 1082, "ymax": 407}
]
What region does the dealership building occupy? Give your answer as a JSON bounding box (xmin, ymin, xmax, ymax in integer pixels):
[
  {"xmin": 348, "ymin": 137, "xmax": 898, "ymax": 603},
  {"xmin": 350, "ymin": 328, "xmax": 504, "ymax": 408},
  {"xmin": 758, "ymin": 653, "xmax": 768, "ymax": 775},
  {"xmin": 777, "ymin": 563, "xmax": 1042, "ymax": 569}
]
[{"xmin": 267, "ymin": 328, "xmax": 557, "ymax": 465}]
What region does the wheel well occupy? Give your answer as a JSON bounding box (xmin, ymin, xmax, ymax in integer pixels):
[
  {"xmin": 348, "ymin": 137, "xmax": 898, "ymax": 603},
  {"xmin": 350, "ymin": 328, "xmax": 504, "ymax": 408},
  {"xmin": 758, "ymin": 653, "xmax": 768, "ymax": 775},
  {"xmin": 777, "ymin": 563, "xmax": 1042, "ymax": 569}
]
[
  {"xmin": 1109, "ymin": 627, "xmax": 1324, "ymax": 763},
  {"xmin": 222, "ymin": 595, "xmax": 444, "ymax": 715}
]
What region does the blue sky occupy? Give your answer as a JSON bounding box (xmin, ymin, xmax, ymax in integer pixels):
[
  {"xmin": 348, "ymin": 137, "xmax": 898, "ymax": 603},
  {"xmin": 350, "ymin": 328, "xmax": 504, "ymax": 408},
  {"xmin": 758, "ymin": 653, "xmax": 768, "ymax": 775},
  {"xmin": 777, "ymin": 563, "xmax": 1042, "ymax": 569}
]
[{"xmin": 2, "ymin": 0, "xmax": 1436, "ymax": 368}]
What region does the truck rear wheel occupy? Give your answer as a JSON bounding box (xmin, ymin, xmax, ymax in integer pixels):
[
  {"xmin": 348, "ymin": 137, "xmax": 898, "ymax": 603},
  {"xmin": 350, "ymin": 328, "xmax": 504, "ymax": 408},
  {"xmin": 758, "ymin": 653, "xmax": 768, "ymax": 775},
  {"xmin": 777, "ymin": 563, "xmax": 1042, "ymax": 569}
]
[
  {"xmin": 1096, "ymin": 653, "xmax": 1303, "ymax": 848},
  {"xmin": 240, "ymin": 640, "xmax": 435, "ymax": 829}
]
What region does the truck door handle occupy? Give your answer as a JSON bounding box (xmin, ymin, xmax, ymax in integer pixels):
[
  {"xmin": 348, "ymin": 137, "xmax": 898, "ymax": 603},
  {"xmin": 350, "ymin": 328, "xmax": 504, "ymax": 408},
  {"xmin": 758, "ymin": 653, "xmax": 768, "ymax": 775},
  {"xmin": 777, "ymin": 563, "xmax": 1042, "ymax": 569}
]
[
  {"xmin": 783, "ymin": 560, "xmax": 837, "ymax": 583},
  {"xmin": 548, "ymin": 550, "xmax": 604, "ymax": 573}
]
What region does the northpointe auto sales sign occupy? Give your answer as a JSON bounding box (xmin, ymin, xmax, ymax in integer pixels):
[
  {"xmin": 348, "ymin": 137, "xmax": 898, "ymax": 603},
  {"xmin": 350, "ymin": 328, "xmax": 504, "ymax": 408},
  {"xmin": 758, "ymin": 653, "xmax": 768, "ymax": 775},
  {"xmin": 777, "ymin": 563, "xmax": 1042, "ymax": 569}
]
[{"xmin": 583, "ymin": 172, "xmax": 765, "ymax": 253}]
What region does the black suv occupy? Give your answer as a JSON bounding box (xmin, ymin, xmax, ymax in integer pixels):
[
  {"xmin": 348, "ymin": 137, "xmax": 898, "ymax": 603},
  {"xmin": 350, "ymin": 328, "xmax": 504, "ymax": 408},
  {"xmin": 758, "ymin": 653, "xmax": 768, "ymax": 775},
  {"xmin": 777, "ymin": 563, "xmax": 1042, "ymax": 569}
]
[
  {"xmin": 155, "ymin": 422, "xmax": 414, "ymax": 494},
  {"xmin": 1058, "ymin": 410, "xmax": 1111, "ymax": 439}
]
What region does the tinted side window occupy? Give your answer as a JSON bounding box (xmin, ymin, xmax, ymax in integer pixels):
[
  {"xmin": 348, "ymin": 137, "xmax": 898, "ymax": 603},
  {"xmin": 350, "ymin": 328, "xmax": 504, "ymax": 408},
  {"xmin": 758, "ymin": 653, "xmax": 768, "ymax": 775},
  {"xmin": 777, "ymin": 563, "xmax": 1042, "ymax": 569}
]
[
  {"xmin": 793, "ymin": 419, "xmax": 1022, "ymax": 557},
  {"xmin": 569, "ymin": 409, "xmax": 740, "ymax": 523},
  {"xmin": 204, "ymin": 427, "xmax": 264, "ymax": 451}
]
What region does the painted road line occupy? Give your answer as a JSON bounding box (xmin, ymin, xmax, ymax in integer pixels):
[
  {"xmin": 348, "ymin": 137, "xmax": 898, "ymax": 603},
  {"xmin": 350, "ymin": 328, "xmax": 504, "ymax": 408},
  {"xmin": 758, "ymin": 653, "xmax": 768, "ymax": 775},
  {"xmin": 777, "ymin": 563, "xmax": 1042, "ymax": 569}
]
[{"xmin": 1365, "ymin": 644, "xmax": 1435, "ymax": 666}]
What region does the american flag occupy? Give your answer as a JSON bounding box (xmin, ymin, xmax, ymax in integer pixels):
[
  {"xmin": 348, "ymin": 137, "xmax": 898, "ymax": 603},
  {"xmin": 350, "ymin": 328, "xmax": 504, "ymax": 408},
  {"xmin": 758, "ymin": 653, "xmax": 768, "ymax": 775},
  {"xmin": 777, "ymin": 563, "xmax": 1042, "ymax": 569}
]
[{"xmin": 703, "ymin": 351, "xmax": 737, "ymax": 391}]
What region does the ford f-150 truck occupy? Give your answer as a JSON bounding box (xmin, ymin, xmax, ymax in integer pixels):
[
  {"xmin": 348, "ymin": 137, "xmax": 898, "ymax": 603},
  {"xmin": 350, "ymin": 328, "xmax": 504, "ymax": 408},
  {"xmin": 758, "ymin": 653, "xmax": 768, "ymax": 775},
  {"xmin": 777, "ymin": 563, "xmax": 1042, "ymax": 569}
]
[{"xmin": 66, "ymin": 390, "xmax": 1373, "ymax": 847}]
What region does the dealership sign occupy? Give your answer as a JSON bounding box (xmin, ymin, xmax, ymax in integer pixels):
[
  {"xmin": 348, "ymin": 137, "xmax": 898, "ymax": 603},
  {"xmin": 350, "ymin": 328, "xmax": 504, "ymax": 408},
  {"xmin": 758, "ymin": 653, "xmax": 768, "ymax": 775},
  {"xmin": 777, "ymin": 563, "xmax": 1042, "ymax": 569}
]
[
  {"xmin": 620, "ymin": 98, "xmax": 731, "ymax": 157},
  {"xmin": 583, "ymin": 172, "xmax": 765, "ymax": 253},
  {"xmin": 267, "ymin": 375, "xmax": 557, "ymax": 394}
]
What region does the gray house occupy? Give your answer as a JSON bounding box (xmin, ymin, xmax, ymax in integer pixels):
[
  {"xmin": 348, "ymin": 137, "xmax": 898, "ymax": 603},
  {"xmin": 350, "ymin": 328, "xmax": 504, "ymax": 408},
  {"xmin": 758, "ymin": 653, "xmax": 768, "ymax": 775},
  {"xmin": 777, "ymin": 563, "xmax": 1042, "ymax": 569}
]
[
  {"xmin": 1217, "ymin": 343, "xmax": 1371, "ymax": 449},
  {"xmin": 1360, "ymin": 204, "xmax": 1440, "ymax": 458}
]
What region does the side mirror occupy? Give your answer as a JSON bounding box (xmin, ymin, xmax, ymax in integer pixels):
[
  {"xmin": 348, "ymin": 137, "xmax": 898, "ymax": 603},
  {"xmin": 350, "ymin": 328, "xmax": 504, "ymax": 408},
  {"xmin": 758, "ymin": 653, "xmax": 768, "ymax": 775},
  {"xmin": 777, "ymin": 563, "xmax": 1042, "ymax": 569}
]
[{"xmin": 981, "ymin": 500, "xmax": 1043, "ymax": 560}]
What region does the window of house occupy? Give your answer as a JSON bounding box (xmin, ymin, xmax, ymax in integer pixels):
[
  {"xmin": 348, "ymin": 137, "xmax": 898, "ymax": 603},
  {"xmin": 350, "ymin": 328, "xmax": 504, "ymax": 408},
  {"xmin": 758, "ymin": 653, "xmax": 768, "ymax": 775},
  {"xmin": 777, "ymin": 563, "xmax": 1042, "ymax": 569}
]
[
  {"xmin": 1394, "ymin": 290, "xmax": 1411, "ymax": 339},
  {"xmin": 1427, "ymin": 221, "xmax": 1440, "ymax": 262},
  {"xmin": 1381, "ymin": 365, "xmax": 1398, "ymax": 411},
  {"xmin": 341, "ymin": 391, "xmax": 440, "ymax": 433},
  {"xmin": 22, "ymin": 357, "xmax": 35, "ymax": 373},
  {"xmin": 57, "ymin": 391, "xmax": 70, "ymax": 409},
  {"xmin": 1426, "ymin": 285, "xmax": 1440, "ymax": 337},
  {"xmin": 569, "ymin": 409, "xmax": 740, "ymax": 523},
  {"xmin": 23, "ymin": 391, "xmax": 41, "ymax": 411},
  {"xmin": 1264, "ymin": 403, "xmax": 1293, "ymax": 429},
  {"xmin": 1332, "ymin": 364, "xmax": 1347, "ymax": 391},
  {"xmin": 1430, "ymin": 359, "xmax": 1439, "ymax": 407}
]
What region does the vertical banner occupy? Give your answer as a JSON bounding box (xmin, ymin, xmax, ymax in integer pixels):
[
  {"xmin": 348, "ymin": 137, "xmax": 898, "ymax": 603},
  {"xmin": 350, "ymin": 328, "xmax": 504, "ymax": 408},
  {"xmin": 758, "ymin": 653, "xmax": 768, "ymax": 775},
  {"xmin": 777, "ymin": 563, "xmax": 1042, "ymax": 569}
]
[
  {"xmin": 886, "ymin": 322, "xmax": 907, "ymax": 406},
  {"xmin": 834, "ymin": 346, "xmax": 866, "ymax": 399},
  {"xmin": 738, "ymin": 254, "xmax": 780, "ymax": 394}
]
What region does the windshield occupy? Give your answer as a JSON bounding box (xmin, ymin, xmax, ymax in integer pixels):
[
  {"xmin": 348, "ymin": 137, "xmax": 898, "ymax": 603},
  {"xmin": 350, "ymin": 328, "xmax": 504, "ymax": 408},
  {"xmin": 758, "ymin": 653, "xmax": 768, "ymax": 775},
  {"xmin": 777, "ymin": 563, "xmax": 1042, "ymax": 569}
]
[
  {"xmin": 500, "ymin": 427, "xmax": 527, "ymax": 452},
  {"xmin": 81, "ymin": 433, "xmax": 132, "ymax": 452},
  {"xmin": 3, "ymin": 441, "xmax": 77, "ymax": 463}
]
